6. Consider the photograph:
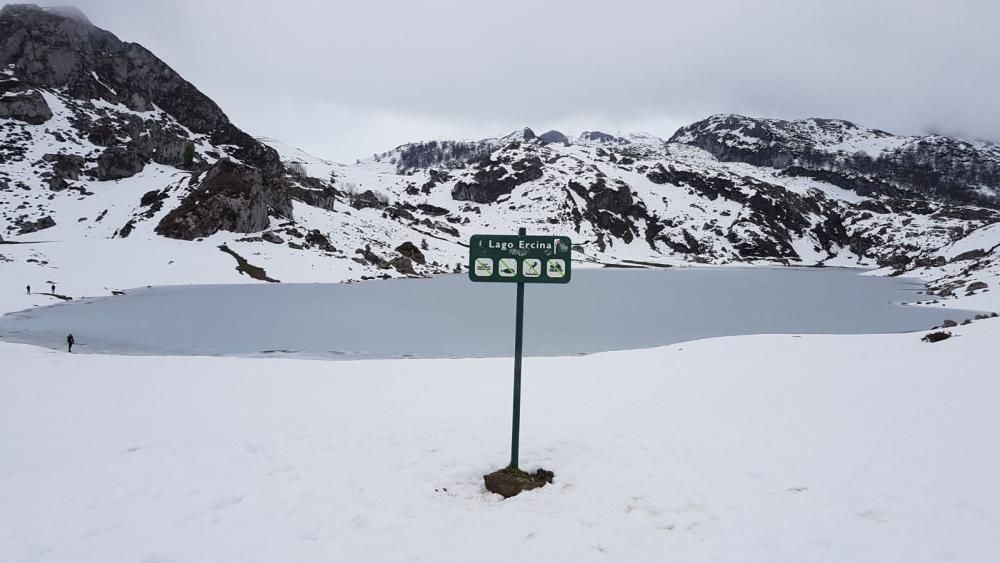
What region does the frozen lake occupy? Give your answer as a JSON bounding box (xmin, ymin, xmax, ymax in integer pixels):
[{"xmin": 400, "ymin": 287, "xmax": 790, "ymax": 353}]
[{"xmin": 0, "ymin": 267, "xmax": 972, "ymax": 359}]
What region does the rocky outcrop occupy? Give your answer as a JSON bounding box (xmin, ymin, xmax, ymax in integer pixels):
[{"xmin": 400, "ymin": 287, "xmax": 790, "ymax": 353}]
[
  {"xmin": 16, "ymin": 214, "xmax": 55, "ymax": 234},
  {"xmin": 0, "ymin": 3, "xmax": 295, "ymax": 222},
  {"xmin": 42, "ymin": 153, "xmax": 85, "ymax": 180},
  {"xmin": 389, "ymin": 255, "xmax": 416, "ymax": 275},
  {"xmin": 580, "ymin": 131, "xmax": 626, "ymax": 144},
  {"xmin": 155, "ymin": 159, "xmax": 291, "ymax": 240},
  {"xmin": 95, "ymin": 147, "xmax": 144, "ymax": 180},
  {"xmin": 354, "ymin": 245, "xmax": 390, "ymax": 269},
  {"xmin": 538, "ymin": 130, "xmax": 569, "ymax": 145},
  {"xmin": 671, "ymin": 114, "xmax": 1000, "ymax": 208},
  {"xmin": 451, "ymin": 155, "xmax": 544, "ymax": 203},
  {"xmin": 395, "ymin": 241, "xmax": 426, "ymax": 264},
  {"xmin": 0, "ymin": 4, "xmax": 228, "ymax": 133},
  {"xmin": 568, "ymin": 178, "xmax": 646, "ymax": 244},
  {"xmin": 0, "ymin": 88, "xmax": 51, "ymax": 124},
  {"xmin": 394, "ymin": 139, "xmax": 494, "ymax": 171},
  {"xmin": 304, "ymin": 229, "xmax": 335, "ymax": 252},
  {"xmin": 351, "ymin": 189, "xmax": 388, "ymax": 210}
]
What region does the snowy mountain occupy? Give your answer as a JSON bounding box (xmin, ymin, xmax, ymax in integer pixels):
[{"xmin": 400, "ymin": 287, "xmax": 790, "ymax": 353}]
[{"xmin": 2, "ymin": 4, "xmax": 1000, "ymax": 303}]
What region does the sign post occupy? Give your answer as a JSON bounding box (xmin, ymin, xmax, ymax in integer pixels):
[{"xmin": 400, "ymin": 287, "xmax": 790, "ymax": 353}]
[{"xmin": 469, "ymin": 228, "xmax": 572, "ymax": 470}]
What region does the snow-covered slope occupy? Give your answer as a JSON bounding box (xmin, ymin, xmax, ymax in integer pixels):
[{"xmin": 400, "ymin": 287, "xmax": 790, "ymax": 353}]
[
  {"xmin": 3, "ymin": 311, "xmax": 1000, "ymax": 562},
  {"xmin": 3, "ymin": 4, "xmax": 1000, "ymax": 308}
]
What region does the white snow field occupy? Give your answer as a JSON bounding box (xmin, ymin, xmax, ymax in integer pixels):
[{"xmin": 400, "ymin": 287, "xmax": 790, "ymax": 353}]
[{"xmin": 2, "ymin": 304, "xmax": 999, "ymax": 562}]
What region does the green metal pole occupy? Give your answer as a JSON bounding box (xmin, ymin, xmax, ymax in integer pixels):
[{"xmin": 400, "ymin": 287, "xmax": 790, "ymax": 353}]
[{"xmin": 510, "ymin": 227, "xmax": 526, "ymax": 470}]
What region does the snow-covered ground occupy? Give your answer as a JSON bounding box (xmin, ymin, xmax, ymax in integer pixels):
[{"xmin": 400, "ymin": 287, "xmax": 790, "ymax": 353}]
[{"xmin": 1, "ymin": 276, "xmax": 998, "ymax": 562}]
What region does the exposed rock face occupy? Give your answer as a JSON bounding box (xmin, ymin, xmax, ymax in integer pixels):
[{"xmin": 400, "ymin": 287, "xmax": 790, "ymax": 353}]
[
  {"xmin": 395, "ymin": 241, "xmax": 426, "ymax": 264},
  {"xmin": 1, "ymin": 3, "xmax": 299, "ymax": 239},
  {"xmin": 156, "ymin": 159, "xmax": 291, "ymax": 240},
  {"xmin": 416, "ymin": 203, "xmax": 448, "ymax": 216},
  {"xmin": 671, "ymin": 114, "xmax": 1000, "ymax": 208},
  {"xmin": 290, "ymin": 181, "xmax": 339, "ymax": 212},
  {"xmin": 537, "ymin": 130, "xmax": 569, "ymax": 145},
  {"xmin": 16, "ymin": 214, "xmax": 55, "ymax": 234},
  {"xmin": 43, "ymin": 153, "xmax": 85, "ymax": 180},
  {"xmin": 0, "ymin": 4, "xmax": 227, "ymax": 133},
  {"xmin": 95, "ymin": 147, "xmax": 144, "ymax": 180},
  {"xmin": 355, "ymin": 245, "xmax": 390, "ymax": 269},
  {"xmin": 451, "ymin": 155, "xmax": 544, "ymax": 203},
  {"xmin": 389, "ymin": 255, "xmax": 416, "ymax": 275},
  {"xmin": 351, "ymin": 190, "xmax": 388, "ymax": 210},
  {"xmin": 952, "ymin": 249, "xmax": 987, "ymax": 262},
  {"xmin": 261, "ymin": 231, "xmax": 283, "ymax": 244},
  {"xmin": 394, "ymin": 140, "xmax": 494, "ymax": 171},
  {"xmin": 580, "ymin": 131, "xmax": 626, "ymax": 144},
  {"xmin": 0, "ymin": 88, "xmax": 51, "ymax": 124},
  {"xmin": 511, "ymin": 127, "xmax": 536, "ymax": 141},
  {"xmin": 304, "ymin": 229, "xmax": 335, "ymax": 252},
  {"xmin": 568, "ymin": 178, "xmax": 645, "ymax": 245}
]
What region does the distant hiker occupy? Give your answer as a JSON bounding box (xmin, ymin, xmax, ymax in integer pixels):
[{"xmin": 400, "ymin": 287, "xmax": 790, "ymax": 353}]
[
  {"xmin": 51, "ymin": 283, "xmax": 56, "ymax": 294},
  {"xmin": 26, "ymin": 284, "xmax": 30, "ymax": 295},
  {"xmin": 67, "ymin": 334, "xmax": 74, "ymax": 353}
]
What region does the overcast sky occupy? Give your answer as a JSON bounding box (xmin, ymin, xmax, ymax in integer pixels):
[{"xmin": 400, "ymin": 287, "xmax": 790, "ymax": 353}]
[{"xmin": 48, "ymin": 0, "xmax": 1000, "ymax": 162}]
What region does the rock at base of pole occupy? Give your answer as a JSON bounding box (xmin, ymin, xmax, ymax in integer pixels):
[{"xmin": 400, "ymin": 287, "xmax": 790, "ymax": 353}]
[{"xmin": 483, "ymin": 467, "xmax": 555, "ymax": 498}]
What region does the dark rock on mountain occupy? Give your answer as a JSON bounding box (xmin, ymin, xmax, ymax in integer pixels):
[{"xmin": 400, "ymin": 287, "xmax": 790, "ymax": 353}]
[
  {"xmin": 115, "ymin": 219, "xmax": 135, "ymax": 238},
  {"xmin": 0, "ymin": 4, "xmax": 227, "ymax": 132},
  {"xmin": 914, "ymin": 256, "xmax": 947, "ymax": 268},
  {"xmin": 1, "ymin": 3, "xmax": 296, "ymax": 229},
  {"xmin": 355, "ymin": 245, "xmax": 390, "ymax": 269},
  {"xmin": 395, "ymin": 241, "xmax": 426, "ymax": 264},
  {"xmin": 568, "ymin": 178, "xmax": 644, "ymax": 244},
  {"xmin": 952, "ymin": 249, "xmax": 987, "ymax": 263},
  {"xmin": 384, "ymin": 204, "xmax": 415, "ymax": 221},
  {"xmin": 95, "ymin": 147, "xmax": 144, "ymax": 180},
  {"xmin": 538, "ymin": 130, "xmax": 569, "ymax": 145},
  {"xmin": 390, "ymin": 255, "xmax": 416, "ymax": 275},
  {"xmin": 304, "ymin": 229, "xmax": 335, "ymax": 252},
  {"xmin": 672, "ymin": 114, "xmax": 1000, "ymax": 208},
  {"xmin": 580, "ymin": 131, "xmax": 626, "ymax": 144},
  {"xmin": 85, "ymin": 124, "xmax": 118, "ymax": 146},
  {"xmin": 351, "ymin": 189, "xmax": 388, "ymax": 210},
  {"xmin": 42, "ymin": 153, "xmax": 85, "ymax": 180},
  {"xmin": 922, "ymin": 331, "xmax": 951, "ymax": 343},
  {"xmin": 290, "ymin": 180, "xmax": 339, "ymax": 213},
  {"xmin": 16, "ymin": 214, "xmax": 55, "ymax": 234},
  {"xmin": 137, "ymin": 189, "xmax": 168, "ymax": 219},
  {"xmin": 513, "ymin": 127, "xmax": 536, "ymax": 141},
  {"xmin": 394, "ymin": 140, "xmax": 494, "ymax": 171},
  {"xmin": 140, "ymin": 189, "xmax": 163, "ymax": 207},
  {"xmin": 0, "ymin": 88, "xmax": 51, "ymax": 124},
  {"xmin": 261, "ymin": 231, "xmax": 283, "ymax": 244},
  {"xmin": 780, "ymin": 166, "xmax": 907, "ymax": 199},
  {"xmin": 452, "ymin": 155, "xmax": 544, "ymax": 203},
  {"xmin": 156, "ymin": 159, "xmax": 291, "ymax": 240},
  {"xmin": 416, "ymin": 203, "xmax": 449, "ymax": 216},
  {"xmin": 967, "ymin": 281, "xmax": 988, "ymax": 293}
]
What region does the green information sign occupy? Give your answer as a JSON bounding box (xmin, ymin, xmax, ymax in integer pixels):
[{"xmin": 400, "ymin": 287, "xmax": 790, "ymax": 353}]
[
  {"xmin": 468, "ymin": 234, "xmax": 572, "ymax": 284},
  {"xmin": 469, "ymin": 229, "xmax": 573, "ymax": 472}
]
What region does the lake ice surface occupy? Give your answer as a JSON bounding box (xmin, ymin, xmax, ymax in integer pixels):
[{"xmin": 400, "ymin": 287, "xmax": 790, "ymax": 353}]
[{"xmin": 0, "ymin": 268, "xmax": 974, "ymax": 359}]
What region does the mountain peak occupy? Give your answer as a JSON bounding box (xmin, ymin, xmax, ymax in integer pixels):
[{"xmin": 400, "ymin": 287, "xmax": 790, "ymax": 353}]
[
  {"xmin": 537, "ymin": 130, "xmax": 569, "ymax": 145},
  {"xmin": 1, "ymin": 3, "xmax": 93, "ymax": 26}
]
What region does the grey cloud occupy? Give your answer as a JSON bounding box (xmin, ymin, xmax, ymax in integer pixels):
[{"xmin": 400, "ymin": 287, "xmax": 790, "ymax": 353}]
[{"xmin": 48, "ymin": 0, "xmax": 1000, "ymax": 160}]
